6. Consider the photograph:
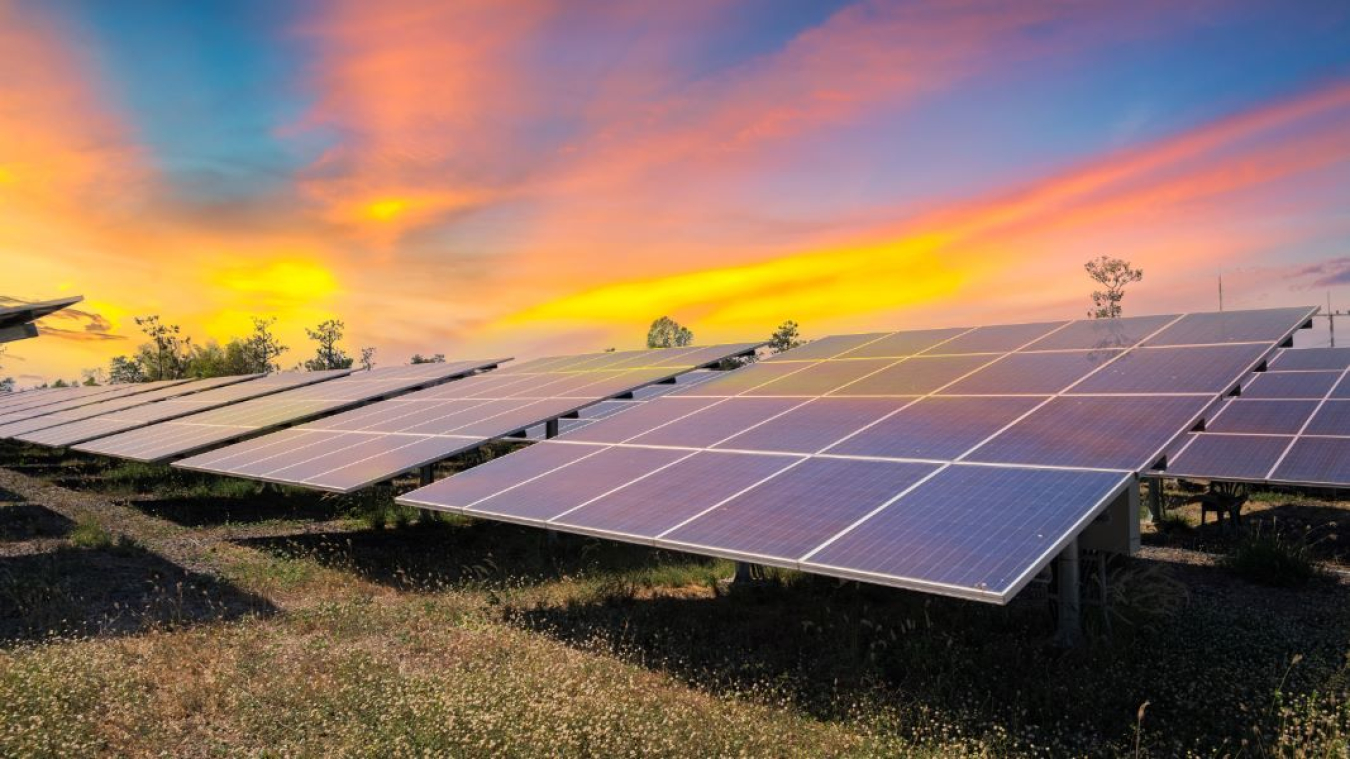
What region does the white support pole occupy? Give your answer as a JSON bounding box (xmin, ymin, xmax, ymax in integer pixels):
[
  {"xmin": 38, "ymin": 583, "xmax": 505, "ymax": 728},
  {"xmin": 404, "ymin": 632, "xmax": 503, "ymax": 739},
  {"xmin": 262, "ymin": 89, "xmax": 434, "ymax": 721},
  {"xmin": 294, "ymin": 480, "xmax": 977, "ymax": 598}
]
[{"xmin": 1054, "ymin": 538, "xmax": 1082, "ymax": 647}]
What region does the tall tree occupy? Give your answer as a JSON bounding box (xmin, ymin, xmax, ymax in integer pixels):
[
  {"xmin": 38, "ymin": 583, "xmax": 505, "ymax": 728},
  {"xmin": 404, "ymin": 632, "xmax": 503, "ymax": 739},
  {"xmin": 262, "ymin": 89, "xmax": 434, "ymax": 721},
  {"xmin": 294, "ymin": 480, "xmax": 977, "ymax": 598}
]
[
  {"xmin": 108, "ymin": 355, "xmax": 145, "ymax": 384},
  {"xmin": 646, "ymin": 316, "xmax": 693, "ymax": 348},
  {"xmin": 134, "ymin": 315, "xmax": 192, "ymax": 379},
  {"xmin": 303, "ymin": 319, "xmax": 355, "ymax": 371},
  {"xmin": 768, "ymin": 320, "xmax": 803, "ymax": 354},
  {"xmin": 1085, "ymin": 256, "xmax": 1144, "ymax": 319},
  {"xmin": 409, "ymin": 353, "xmax": 445, "ymax": 364},
  {"xmin": 244, "ymin": 317, "xmax": 287, "ymax": 373}
]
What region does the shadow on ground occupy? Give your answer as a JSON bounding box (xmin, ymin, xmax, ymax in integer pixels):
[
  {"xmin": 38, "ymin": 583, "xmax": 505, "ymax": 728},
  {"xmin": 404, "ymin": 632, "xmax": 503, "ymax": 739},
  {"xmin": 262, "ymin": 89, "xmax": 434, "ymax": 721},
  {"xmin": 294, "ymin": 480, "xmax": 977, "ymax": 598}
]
[
  {"xmin": 0, "ymin": 543, "xmax": 276, "ymax": 644},
  {"xmin": 127, "ymin": 492, "xmax": 343, "ymax": 528},
  {"xmin": 234, "ymin": 518, "xmax": 722, "ymax": 590},
  {"xmin": 0, "ymin": 503, "xmax": 75, "ymax": 542}
]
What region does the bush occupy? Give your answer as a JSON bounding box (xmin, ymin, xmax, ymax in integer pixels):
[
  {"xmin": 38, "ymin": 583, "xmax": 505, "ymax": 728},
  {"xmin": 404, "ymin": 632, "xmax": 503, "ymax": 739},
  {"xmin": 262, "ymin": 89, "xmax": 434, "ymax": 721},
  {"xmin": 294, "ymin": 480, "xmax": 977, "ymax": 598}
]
[{"xmin": 1223, "ymin": 525, "xmax": 1322, "ymax": 587}]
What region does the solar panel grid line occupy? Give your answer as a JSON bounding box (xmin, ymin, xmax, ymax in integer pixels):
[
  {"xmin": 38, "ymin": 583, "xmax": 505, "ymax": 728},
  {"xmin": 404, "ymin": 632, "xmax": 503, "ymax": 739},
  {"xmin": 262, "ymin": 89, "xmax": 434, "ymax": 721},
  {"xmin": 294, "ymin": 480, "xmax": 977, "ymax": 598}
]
[
  {"xmin": 0, "ymin": 380, "xmax": 195, "ymax": 435},
  {"xmin": 1263, "ymin": 363, "xmax": 1350, "ymax": 480}
]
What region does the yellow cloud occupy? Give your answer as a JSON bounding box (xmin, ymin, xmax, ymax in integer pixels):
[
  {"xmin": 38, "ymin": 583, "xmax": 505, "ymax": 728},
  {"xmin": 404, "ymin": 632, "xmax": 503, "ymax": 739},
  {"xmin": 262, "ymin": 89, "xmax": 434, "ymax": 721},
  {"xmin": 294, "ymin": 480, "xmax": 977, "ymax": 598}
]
[
  {"xmin": 365, "ymin": 198, "xmax": 406, "ymax": 221},
  {"xmin": 214, "ymin": 260, "xmax": 340, "ymax": 302}
]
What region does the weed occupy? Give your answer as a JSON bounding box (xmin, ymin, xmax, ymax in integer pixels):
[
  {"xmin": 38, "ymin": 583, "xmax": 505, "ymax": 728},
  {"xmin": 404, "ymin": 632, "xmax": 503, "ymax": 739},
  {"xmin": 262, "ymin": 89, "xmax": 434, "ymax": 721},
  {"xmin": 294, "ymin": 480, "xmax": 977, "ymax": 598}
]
[{"xmin": 1224, "ymin": 523, "xmax": 1324, "ymax": 587}]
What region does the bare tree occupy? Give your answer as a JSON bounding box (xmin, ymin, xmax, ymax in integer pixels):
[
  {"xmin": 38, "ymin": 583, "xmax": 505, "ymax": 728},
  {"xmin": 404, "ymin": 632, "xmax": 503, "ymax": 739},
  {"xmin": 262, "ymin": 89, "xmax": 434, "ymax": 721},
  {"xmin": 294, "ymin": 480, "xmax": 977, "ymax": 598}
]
[
  {"xmin": 647, "ymin": 316, "xmax": 693, "ymax": 348},
  {"xmin": 359, "ymin": 346, "xmax": 377, "ymax": 371},
  {"xmin": 1085, "ymin": 256, "xmax": 1144, "ymax": 319}
]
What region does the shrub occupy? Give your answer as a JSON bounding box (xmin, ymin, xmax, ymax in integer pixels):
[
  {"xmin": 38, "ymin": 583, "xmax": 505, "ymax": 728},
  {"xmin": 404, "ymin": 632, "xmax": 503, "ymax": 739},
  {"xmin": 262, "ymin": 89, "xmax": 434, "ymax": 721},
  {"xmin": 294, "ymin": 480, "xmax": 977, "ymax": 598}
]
[{"xmin": 1223, "ymin": 525, "xmax": 1322, "ymax": 587}]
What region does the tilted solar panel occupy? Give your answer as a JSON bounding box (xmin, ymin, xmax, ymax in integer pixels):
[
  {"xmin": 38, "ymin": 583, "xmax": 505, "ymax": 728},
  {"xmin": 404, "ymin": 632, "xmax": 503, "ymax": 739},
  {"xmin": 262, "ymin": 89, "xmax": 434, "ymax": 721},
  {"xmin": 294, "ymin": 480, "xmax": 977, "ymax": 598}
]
[
  {"xmin": 398, "ymin": 307, "xmax": 1314, "ymax": 604},
  {"xmin": 1161, "ymin": 346, "xmax": 1350, "ymax": 487},
  {"xmin": 0, "ymin": 379, "xmax": 193, "ymax": 434},
  {"xmin": 5, "ymin": 374, "xmax": 261, "ymax": 442},
  {"xmin": 172, "ymin": 343, "xmax": 761, "ymax": 492},
  {"xmin": 73, "ymin": 360, "xmax": 502, "ymax": 463}
]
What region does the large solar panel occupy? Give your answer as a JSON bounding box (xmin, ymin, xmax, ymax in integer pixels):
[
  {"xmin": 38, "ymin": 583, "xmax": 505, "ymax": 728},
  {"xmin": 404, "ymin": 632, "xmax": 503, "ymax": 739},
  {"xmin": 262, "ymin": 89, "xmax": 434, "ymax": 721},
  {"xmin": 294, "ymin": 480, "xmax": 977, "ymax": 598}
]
[
  {"xmin": 172, "ymin": 344, "xmax": 761, "ymax": 492},
  {"xmin": 1, "ymin": 374, "xmax": 260, "ymax": 441},
  {"xmin": 1162, "ymin": 347, "xmax": 1350, "ymax": 487},
  {"xmin": 399, "ymin": 307, "xmax": 1314, "ymax": 604},
  {"xmin": 12, "ymin": 370, "xmax": 349, "ymax": 447},
  {"xmin": 74, "ymin": 360, "xmax": 502, "ymax": 463},
  {"xmin": 0, "ymin": 379, "xmax": 194, "ymax": 431}
]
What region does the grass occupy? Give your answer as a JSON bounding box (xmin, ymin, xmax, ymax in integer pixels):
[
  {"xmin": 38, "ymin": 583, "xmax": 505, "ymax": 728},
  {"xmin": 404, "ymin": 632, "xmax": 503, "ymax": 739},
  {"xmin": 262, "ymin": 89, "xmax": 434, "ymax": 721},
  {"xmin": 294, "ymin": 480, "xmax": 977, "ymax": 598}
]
[
  {"xmin": 1, "ymin": 442, "xmax": 1350, "ymax": 755},
  {"xmin": 1224, "ymin": 524, "xmax": 1325, "ymax": 588}
]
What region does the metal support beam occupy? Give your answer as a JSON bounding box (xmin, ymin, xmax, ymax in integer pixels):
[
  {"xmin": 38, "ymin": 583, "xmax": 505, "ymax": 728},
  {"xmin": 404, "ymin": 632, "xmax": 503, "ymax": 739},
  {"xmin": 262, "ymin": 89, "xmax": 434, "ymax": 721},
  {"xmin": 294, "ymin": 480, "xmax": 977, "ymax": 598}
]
[
  {"xmin": 733, "ymin": 562, "xmax": 755, "ymax": 584},
  {"xmin": 419, "ymin": 465, "xmax": 434, "ymax": 487},
  {"xmin": 1054, "ymin": 538, "xmax": 1082, "ymax": 647},
  {"xmin": 1146, "ymin": 476, "xmax": 1165, "ymax": 524},
  {"xmin": 545, "ymin": 419, "xmax": 559, "ymax": 439}
]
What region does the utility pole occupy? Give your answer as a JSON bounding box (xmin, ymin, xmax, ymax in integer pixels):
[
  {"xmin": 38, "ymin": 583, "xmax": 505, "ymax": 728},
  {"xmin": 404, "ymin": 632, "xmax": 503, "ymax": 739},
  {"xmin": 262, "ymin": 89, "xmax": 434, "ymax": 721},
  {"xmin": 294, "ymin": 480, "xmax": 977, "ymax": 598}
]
[
  {"xmin": 1218, "ymin": 274, "xmax": 1224, "ymax": 312},
  {"xmin": 1317, "ymin": 292, "xmax": 1348, "ymax": 348}
]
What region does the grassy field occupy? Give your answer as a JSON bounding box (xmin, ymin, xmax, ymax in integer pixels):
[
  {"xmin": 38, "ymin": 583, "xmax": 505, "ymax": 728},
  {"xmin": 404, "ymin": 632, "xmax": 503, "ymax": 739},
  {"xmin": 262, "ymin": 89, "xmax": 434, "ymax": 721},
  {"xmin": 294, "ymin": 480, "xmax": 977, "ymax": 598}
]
[{"xmin": 0, "ymin": 442, "xmax": 1348, "ymax": 756}]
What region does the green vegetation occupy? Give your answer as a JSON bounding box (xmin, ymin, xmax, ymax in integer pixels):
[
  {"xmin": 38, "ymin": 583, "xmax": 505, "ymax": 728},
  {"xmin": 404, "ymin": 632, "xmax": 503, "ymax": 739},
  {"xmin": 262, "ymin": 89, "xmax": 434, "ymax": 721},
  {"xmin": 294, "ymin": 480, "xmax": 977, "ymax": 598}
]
[
  {"xmin": 1085, "ymin": 255, "xmax": 1143, "ymax": 319},
  {"xmin": 1224, "ymin": 525, "xmax": 1324, "ymax": 587},
  {"xmin": 647, "ymin": 316, "xmax": 694, "ymax": 348},
  {"xmin": 0, "ymin": 443, "xmax": 1348, "ymax": 755}
]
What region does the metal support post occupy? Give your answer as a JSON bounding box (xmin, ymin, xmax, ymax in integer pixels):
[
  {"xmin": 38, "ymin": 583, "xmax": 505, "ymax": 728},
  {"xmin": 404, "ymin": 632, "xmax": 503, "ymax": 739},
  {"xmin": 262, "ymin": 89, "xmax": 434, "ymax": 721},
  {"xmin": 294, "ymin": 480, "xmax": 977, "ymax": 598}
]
[
  {"xmin": 1146, "ymin": 476, "xmax": 1165, "ymax": 524},
  {"xmin": 419, "ymin": 465, "xmax": 434, "ymax": 486},
  {"xmin": 1054, "ymin": 538, "xmax": 1082, "ymax": 647},
  {"xmin": 545, "ymin": 419, "xmax": 559, "ymax": 439}
]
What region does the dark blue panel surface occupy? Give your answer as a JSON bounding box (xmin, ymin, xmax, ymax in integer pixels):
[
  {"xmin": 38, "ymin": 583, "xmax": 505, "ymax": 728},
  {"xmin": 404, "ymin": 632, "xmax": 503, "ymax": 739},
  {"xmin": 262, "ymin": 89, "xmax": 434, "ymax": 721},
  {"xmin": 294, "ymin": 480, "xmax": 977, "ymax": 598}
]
[
  {"xmin": 467, "ymin": 445, "xmax": 687, "ymax": 521},
  {"xmin": 556, "ymin": 451, "xmax": 800, "ymax": 538},
  {"xmin": 930, "ymin": 322, "xmax": 1067, "ymax": 354},
  {"xmin": 1269, "ymin": 348, "xmax": 1350, "ymax": 372},
  {"xmin": 560, "ymin": 397, "xmax": 720, "ymax": 443},
  {"xmin": 1306, "ymin": 401, "xmax": 1350, "ymax": 437},
  {"xmin": 630, "ymin": 397, "xmax": 802, "ymax": 448},
  {"xmin": 939, "ymin": 350, "xmax": 1121, "ymax": 395},
  {"xmin": 1023, "ymin": 315, "xmax": 1177, "ymax": 351},
  {"xmin": 661, "ymin": 458, "xmax": 937, "ymax": 561},
  {"xmin": 1070, "ymin": 344, "xmax": 1268, "ymax": 394},
  {"xmin": 401, "ymin": 442, "xmax": 599, "ymax": 510},
  {"xmin": 744, "ymin": 359, "xmax": 895, "ymax": 396},
  {"xmin": 767, "ymin": 334, "xmax": 888, "ymax": 362},
  {"xmin": 804, "ymin": 465, "xmax": 1127, "ymax": 597},
  {"xmin": 682, "ymin": 362, "xmax": 806, "ymax": 396},
  {"xmin": 1207, "ymin": 400, "xmax": 1318, "ymax": 435},
  {"xmin": 825, "ymin": 396, "xmax": 1043, "ymax": 460},
  {"xmin": 966, "ymin": 395, "xmax": 1210, "ymax": 470},
  {"xmin": 714, "ymin": 398, "xmax": 906, "ymax": 454},
  {"xmin": 832, "ymin": 355, "xmax": 992, "ymax": 396},
  {"xmin": 839, "ymin": 328, "xmax": 969, "ymax": 358},
  {"xmin": 1143, "ymin": 308, "xmax": 1311, "ymax": 347},
  {"xmin": 1272, "ymin": 437, "xmax": 1350, "ymax": 486},
  {"xmin": 1165, "ymin": 434, "xmax": 1289, "ymax": 481},
  {"xmin": 1241, "ymin": 372, "xmax": 1341, "ymax": 399}
]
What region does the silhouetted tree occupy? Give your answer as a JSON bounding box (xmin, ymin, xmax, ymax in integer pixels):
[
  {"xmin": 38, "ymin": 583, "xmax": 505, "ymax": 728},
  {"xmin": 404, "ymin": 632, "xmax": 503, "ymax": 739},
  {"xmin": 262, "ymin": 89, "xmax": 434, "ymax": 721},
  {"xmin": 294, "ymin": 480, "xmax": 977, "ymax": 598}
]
[
  {"xmin": 303, "ymin": 319, "xmax": 354, "ymax": 371},
  {"xmin": 359, "ymin": 346, "xmax": 377, "ymax": 371},
  {"xmin": 1085, "ymin": 256, "xmax": 1143, "ymax": 319},
  {"xmin": 133, "ymin": 315, "xmax": 192, "ymax": 379},
  {"xmin": 647, "ymin": 316, "xmax": 693, "ymax": 348},
  {"xmin": 409, "ymin": 353, "xmax": 445, "ymax": 364},
  {"xmin": 108, "ymin": 355, "xmax": 145, "ymax": 384},
  {"xmin": 243, "ymin": 317, "xmax": 287, "ymax": 373},
  {"xmin": 768, "ymin": 320, "xmax": 803, "ymax": 354}
]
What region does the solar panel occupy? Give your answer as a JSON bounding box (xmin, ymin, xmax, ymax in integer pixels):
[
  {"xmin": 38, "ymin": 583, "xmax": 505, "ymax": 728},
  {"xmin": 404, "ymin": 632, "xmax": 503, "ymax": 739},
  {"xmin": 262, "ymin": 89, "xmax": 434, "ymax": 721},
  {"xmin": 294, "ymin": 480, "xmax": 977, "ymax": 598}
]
[
  {"xmin": 1160, "ymin": 347, "xmax": 1350, "ymax": 485},
  {"xmin": 400, "ymin": 308, "xmax": 1313, "ymax": 604},
  {"xmin": 73, "ymin": 360, "xmax": 500, "ymax": 463},
  {"xmin": 6, "ymin": 374, "xmax": 260, "ymax": 442},
  {"xmin": 171, "ymin": 344, "xmax": 760, "ymax": 492},
  {"xmin": 11, "ymin": 371, "xmax": 349, "ymax": 447},
  {"xmin": 0, "ymin": 379, "xmax": 193, "ymax": 433}
]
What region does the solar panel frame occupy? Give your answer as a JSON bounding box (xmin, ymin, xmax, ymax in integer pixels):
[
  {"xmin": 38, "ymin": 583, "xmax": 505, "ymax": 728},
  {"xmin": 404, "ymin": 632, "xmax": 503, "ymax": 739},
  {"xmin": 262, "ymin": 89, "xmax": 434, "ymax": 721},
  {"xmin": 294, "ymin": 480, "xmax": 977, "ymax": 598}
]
[{"xmin": 401, "ymin": 307, "xmax": 1316, "ymax": 604}]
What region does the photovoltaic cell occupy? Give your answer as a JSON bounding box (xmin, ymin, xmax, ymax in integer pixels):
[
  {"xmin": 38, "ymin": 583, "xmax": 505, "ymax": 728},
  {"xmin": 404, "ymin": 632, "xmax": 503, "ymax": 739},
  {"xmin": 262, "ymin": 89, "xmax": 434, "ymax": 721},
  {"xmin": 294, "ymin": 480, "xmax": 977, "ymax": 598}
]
[
  {"xmin": 1206, "ymin": 400, "xmax": 1320, "ymax": 435},
  {"xmin": 1143, "ymin": 307, "xmax": 1314, "ymax": 347},
  {"xmin": 558, "ymin": 397, "xmax": 721, "ymax": 443},
  {"xmin": 662, "ymin": 458, "xmax": 939, "ymax": 562},
  {"xmin": 966, "ymin": 395, "xmax": 1211, "ymax": 470},
  {"xmin": 837, "ymin": 328, "xmax": 969, "ymax": 359},
  {"xmin": 1165, "ymin": 434, "xmax": 1291, "ymax": 481},
  {"xmin": 742, "ymin": 359, "xmax": 895, "ymax": 396},
  {"xmin": 1268, "ymin": 348, "xmax": 1350, "ymax": 372},
  {"xmin": 467, "ymin": 446, "xmax": 687, "ymax": 522},
  {"xmin": 831, "ymin": 355, "xmax": 992, "ymax": 396},
  {"xmin": 939, "ymin": 350, "xmax": 1121, "ymax": 396},
  {"xmin": 1241, "ymin": 372, "xmax": 1341, "ymax": 399},
  {"xmin": 1069, "ymin": 344, "xmax": 1268, "ymax": 394},
  {"xmin": 681, "ymin": 362, "xmax": 804, "ymax": 396},
  {"xmin": 803, "ymin": 466, "xmax": 1128, "ymax": 597},
  {"xmin": 714, "ymin": 397, "xmax": 905, "ymax": 454},
  {"xmin": 628, "ymin": 397, "xmax": 802, "ymax": 448},
  {"xmin": 825, "ymin": 396, "xmax": 1044, "ymax": 461},
  {"xmin": 554, "ymin": 451, "xmax": 800, "ymax": 538},
  {"xmin": 931, "ymin": 321, "xmax": 1066, "ymax": 354},
  {"xmin": 1273, "ymin": 437, "xmax": 1350, "ymax": 486},
  {"xmin": 1305, "ymin": 401, "xmax": 1350, "ymax": 437},
  {"xmin": 404, "ymin": 442, "xmax": 597, "ymax": 510},
  {"xmin": 766, "ymin": 334, "xmax": 888, "ymax": 361},
  {"xmin": 1023, "ymin": 314, "xmax": 1177, "ymax": 351}
]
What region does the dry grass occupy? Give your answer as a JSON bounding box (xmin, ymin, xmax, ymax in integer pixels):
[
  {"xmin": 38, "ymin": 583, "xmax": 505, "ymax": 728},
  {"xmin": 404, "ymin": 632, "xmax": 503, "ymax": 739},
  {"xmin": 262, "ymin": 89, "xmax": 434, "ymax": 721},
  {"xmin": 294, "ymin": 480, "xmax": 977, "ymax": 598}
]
[{"xmin": 0, "ymin": 444, "xmax": 1348, "ymax": 756}]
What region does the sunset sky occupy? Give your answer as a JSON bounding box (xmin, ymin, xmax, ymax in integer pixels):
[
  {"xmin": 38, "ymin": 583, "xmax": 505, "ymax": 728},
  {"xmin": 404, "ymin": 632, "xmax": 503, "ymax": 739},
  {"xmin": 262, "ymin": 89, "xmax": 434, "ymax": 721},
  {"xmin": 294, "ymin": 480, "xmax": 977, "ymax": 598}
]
[{"xmin": 3, "ymin": 0, "xmax": 1350, "ymax": 385}]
